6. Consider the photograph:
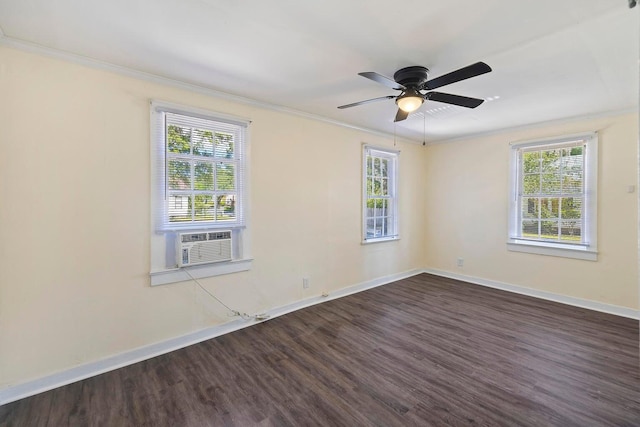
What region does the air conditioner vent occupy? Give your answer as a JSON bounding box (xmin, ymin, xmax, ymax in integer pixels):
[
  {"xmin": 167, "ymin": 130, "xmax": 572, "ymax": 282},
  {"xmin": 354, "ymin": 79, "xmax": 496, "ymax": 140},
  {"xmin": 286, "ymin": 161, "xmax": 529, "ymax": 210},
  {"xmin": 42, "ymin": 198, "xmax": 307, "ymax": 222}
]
[
  {"xmin": 177, "ymin": 230, "xmax": 232, "ymax": 267},
  {"xmin": 180, "ymin": 232, "xmax": 208, "ymax": 243},
  {"xmin": 209, "ymin": 231, "xmax": 231, "ymax": 240}
]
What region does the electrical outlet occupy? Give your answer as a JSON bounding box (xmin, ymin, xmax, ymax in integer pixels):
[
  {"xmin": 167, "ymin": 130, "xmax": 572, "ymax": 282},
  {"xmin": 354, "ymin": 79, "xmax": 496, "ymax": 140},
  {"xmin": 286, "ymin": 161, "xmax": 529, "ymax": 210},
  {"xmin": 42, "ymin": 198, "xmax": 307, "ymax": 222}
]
[
  {"xmin": 456, "ymin": 258, "xmax": 464, "ymax": 268},
  {"xmin": 303, "ymin": 277, "xmax": 310, "ymax": 289}
]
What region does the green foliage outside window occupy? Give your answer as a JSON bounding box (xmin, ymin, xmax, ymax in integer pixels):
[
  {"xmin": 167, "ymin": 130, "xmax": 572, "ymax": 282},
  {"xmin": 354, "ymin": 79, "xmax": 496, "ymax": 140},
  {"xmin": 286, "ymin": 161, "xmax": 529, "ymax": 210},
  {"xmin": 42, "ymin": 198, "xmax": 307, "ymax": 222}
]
[
  {"xmin": 366, "ymin": 155, "xmax": 389, "ymax": 208},
  {"xmin": 520, "ymin": 146, "xmax": 584, "ymax": 241},
  {"xmin": 167, "ymin": 124, "xmax": 238, "ymax": 223}
]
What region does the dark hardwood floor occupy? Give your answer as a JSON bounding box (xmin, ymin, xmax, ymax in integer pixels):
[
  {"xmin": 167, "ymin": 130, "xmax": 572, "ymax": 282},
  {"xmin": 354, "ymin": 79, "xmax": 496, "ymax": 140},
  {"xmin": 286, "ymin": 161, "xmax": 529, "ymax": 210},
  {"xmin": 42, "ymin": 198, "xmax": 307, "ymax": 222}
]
[{"xmin": 1, "ymin": 273, "xmax": 638, "ymax": 426}]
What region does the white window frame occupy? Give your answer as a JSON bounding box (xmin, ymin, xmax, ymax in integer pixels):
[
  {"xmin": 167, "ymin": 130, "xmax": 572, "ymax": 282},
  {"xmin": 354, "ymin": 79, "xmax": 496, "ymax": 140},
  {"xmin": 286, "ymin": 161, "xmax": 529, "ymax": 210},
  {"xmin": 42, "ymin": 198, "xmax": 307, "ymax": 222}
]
[
  {"xmin": 362, "ymin": 145, "xmax": 399, "ymax": 243},
  {"xmin": 507, "ymin": 132, "xmax": 598, "ymax": 261},
  {"xmin": 149, "ymin": 101, "xmax": 252, "ymax": 285}
]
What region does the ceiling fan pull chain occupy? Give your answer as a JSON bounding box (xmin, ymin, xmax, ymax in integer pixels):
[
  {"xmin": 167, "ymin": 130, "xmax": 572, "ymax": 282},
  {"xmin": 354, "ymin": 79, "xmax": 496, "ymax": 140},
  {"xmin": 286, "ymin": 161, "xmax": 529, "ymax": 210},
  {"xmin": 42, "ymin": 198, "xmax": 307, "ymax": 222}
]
[
  {"xmin": 423, "ymin": 113, "xmax": 426, "ymax": 146},
  {"xmin": 394, "ymin": 122, "xmax": 397, "ymax": 147}
]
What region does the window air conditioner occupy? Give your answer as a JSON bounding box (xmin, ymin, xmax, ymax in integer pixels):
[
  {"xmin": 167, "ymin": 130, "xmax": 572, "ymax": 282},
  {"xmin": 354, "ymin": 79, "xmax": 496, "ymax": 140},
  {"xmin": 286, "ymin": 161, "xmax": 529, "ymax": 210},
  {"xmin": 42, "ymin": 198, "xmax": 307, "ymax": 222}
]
[{"xmin": 177, "ymin": 231, "xmax": 232, "ymax": 267}]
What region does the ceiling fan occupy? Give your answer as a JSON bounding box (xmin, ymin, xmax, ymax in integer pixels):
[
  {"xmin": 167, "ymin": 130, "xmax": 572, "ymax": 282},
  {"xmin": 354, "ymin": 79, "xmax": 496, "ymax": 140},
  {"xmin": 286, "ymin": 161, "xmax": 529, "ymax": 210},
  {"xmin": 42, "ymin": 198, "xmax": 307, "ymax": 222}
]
[{"xmin": 338, "ymin": 62, "xmax": 492, "ymax": 122}]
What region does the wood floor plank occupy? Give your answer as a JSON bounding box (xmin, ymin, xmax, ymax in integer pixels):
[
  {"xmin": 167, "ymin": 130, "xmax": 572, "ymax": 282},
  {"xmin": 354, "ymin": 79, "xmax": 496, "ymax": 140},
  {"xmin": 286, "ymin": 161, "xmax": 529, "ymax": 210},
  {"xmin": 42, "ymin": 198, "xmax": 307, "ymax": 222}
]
[{"xmin": 1, "ymin": 273, "xmax": 638, "ymax": 426}]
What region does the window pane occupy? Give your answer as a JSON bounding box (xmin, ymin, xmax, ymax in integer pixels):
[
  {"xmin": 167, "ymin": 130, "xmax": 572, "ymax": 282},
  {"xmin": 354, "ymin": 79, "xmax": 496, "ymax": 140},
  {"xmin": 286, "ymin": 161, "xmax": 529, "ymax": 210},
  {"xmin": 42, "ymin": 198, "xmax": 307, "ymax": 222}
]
[
  {"xmin": 373, "ymin": 178, "xmax": 382, "ymax": 195},
  {"xmin": 380, "ymin": 158, "xmax": 388, "ymax": 177},
  {"xmin": 521, "ymin": 220, "xmax": 539, "ymax": 237},
  {"xmin": 167, "ymin": 125, "xmax": 191, "ymax": 154},
  {"xmin": 375, "ymin": 217, "xmax": 383, "ymax": 237},
  {"xmin": 522, "ymin": 197, "xmax": 539, "ymax": 219},
  {"xmin": 541, "ymin": 172, "xmax": 561, "ymax": 194},
  {"xmin": 540, "ymin": 198, "xmax": 559, "ymax": 219},
  {"xmin": 522, "ymin": 152, "xmax": 540, "ymax": 173},
  {"xmin": 216, "ymin": 163, "xmax": 235, "ymax": 190},
  {"xmin": 541, "ymin": 220, "xmax": 559, "ymax": 238},
  {"xmin": 366, "ymin": 219, "xmax": 375, "ymax": 238},
  {"xmin": 381, "ymin": 178, "xmax": 388, "ymax": 196},
  {"xmin": 560, "ymin": 220, "xmax": 582, "ymax": 241},
  {"xmin": 541, "ymin": 149, "xmax": 561, "ymax": 173},
  {"xmin": 366, "ymin": 198, "xmax": 374, "ymax": 218},
  {"xmin": 563, "ymin": 147, "xmax": 584, "ymax": 171},
  {"xmin": 523, "ymin": 174, "xmax": 540, "ymax": 195},
  {"xmin": 215, "ymin": 132, "xmax": 234, "ymax": 158},
  {"xmin": 375, "ymin": 198, "xmax": 385, "ymax": 218},
  {"xmin": 168, "ymin": 160, "xmax": 191, "ymax": 190},
  {"xmin": 194, "ymin": 162, "xmax": 214, "ymax": 190},
  {"xmin": 216, "ymin": 195, "xmax": 236, "ymax": 221},
  {"xmin": 569, "ymin": 146, "xmax": 583, "ymax": 156},
  {"xmin": 192, "ymin": 129, "xmax": 214, "ymax": 157},
  {"xmin": 383, "ymin": 217, "xmax": 391, "ymax": 236},
  {"xmin": 168, "ymin": 195, "xmax": 192, "ymax": 222},
  {"xmin": 366, "ymin": 156, "xmax": 372, "ymax": 176},
  {"xmin": 562, "ymin": 170, "xmax": 583, "ymax": 194},
  {"xmin": 561, "ymin": 197, "xmax": 582, "ymax": 219},
  {"xmin": 385, "ymin": 201, "xmax": 394, "ymax": 235},
  {"xmin": 193, "ymin": 195, "xmax": 215, "ymax": 221},
  {"xmin": 366, "ymin": 177, "xmax": 373, "ymax": 195},
  {"xmin": 373, "ymin": 157, "xmax": 381, "ymax": 177}
]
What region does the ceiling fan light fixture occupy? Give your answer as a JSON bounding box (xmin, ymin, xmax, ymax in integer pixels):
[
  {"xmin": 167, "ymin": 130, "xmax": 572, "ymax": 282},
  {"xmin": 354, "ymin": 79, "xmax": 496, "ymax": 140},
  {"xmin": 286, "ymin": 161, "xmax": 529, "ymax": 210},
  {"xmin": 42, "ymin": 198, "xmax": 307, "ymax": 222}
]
[{"xmin": 396, "ymin": 90, "xmax": 424, "ymax": 112}]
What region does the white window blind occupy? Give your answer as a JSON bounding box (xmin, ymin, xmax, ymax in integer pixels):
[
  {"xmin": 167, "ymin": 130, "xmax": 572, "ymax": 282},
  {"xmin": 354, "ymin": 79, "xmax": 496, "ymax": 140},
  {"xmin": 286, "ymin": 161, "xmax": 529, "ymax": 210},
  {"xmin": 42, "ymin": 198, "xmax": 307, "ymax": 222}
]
[
  {"xmin": 516, "ymin": 140, "xmax": 586, "ymax": 244},
  {"xmin": 508, "ymin": 132, "xmax": 597, "ymax": 260},
  {"xmin": 152, "ymin": 104, "xmax": 247, "ymax": 231},
  {"xmin": 363, "ymin": 146, "xmax": 399, "ymax": 242}
]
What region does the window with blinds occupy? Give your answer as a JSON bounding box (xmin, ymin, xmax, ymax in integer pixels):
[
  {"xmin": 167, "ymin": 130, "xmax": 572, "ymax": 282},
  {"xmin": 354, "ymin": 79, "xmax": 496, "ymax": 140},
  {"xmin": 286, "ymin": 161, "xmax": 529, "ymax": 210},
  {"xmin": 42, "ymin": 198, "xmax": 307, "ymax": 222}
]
[
  {"xmin": 508, "ymin": 132, "xmax": 598, "ymax": 260},
  {"xmin": 363, "ymin": 146, "xmax": 399, "ymax": 242},
  {"xmin": 150, "ymin": 101, "xmax": 252, "ymax": 283},
  {"xmin": 153, "ymin": 107, "xmax": 247, "ymax": 230},
  {"xmin": 517, "ymin": 141, "xmax": 585, "ymax": 243}
]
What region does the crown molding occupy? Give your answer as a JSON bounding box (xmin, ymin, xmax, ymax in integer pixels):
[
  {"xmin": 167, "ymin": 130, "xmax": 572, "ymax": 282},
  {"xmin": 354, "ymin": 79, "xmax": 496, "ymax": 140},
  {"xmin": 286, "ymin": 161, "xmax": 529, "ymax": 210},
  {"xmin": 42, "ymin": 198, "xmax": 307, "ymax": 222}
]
[
  {"xmin": 0, "ymin": 35, "xmax": 419, "ymax": 145},
  {"xmin": 1, "ymin": 34, "xmax": 636, "ymax": 147},
  {"xmin": 426, "ymin": 107, "xmax": 639, "ymax": 145}
]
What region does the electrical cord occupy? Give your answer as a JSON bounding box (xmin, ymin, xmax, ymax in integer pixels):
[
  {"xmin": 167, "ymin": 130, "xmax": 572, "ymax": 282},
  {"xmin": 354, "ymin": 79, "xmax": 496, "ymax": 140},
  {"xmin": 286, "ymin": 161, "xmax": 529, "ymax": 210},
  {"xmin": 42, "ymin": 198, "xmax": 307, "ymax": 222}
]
[{"xmin": 183, "ymin": 268, "xmax": 263, "ymax": 321}]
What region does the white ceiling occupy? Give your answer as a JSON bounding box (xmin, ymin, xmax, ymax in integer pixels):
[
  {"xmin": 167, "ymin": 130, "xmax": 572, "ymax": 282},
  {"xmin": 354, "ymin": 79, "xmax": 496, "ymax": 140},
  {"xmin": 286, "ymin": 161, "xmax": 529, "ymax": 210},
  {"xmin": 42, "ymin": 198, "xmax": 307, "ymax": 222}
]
[{"xmin": 0, "ymin": 0, "xmax": 638, "ymax": 142}]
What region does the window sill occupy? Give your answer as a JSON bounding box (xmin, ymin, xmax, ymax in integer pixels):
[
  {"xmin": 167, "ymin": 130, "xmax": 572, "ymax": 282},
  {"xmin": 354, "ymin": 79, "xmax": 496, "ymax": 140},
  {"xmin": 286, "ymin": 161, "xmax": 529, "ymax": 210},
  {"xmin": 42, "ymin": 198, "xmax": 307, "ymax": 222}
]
[
  {"xmin": 362, "ymin": 236, "xmax": 399, "ymax": 245},
  {"xmin": 507, "ymin": 239, "xmax": 597, "ymax": 261},
  {"xmin": 150, "ymin": 258, "xmax": 253, "ymax": 286}
]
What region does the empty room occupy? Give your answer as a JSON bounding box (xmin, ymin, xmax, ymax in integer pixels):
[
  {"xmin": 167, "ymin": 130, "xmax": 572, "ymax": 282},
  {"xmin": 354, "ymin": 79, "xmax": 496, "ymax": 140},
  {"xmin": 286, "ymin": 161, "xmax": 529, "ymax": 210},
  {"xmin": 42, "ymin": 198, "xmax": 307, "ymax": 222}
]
[{"xmin": 0, "ymin": 1, "xmax": 638, "ymax": 426}]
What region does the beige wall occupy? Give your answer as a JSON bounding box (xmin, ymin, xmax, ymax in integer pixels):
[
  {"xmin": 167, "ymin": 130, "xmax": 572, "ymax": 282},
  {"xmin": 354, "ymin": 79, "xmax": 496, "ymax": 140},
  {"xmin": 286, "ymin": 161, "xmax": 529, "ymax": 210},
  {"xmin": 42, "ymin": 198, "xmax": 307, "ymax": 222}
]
[
  {"xmin": 0, "ymin": 46, "xmax": 427, "ymax": 387},
  {"xmin": 0, "ymin": 44, "xmax": 637, "ymax": 390},
  {"xmin": 424, "ymin": 113, "xmax": 638, "ymax": 308}
]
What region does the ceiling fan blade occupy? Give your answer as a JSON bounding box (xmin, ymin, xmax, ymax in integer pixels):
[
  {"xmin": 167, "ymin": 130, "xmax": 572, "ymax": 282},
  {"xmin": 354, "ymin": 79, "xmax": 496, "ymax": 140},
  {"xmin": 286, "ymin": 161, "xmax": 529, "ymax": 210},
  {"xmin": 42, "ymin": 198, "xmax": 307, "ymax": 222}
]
[
  {"xmin": 427, "ymin": 92, "xmax": 484, "ymax": 108},
  {"xmin": 424, "ymin": 62, "xmax": 492, "ymax": 90},
  {"xmin": 359, "ymin": 72, "xmax": 406, "ymax": 90},
  {"xmin": 394, "ymin": 108, "xmax": 409, "ymax": 122},
  {"xmin": 338, "ymin": 95, "xmax": 395, "ymax": 109}
]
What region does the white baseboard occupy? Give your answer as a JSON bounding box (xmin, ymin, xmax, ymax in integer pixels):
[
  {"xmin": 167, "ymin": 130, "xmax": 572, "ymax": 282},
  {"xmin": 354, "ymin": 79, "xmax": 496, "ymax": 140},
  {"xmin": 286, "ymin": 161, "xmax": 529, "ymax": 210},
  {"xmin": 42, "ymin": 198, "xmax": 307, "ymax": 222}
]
[
  {"xmin": 3, "ymin": 267, "xmax": 634, "ymax": 406},
  {"xmin": 0, "ymin": 268, "xmax": 423, "ymax": 406},
  {"xmin": 422, "ymin": 268, "xmax": 639, "ymax": 320}
]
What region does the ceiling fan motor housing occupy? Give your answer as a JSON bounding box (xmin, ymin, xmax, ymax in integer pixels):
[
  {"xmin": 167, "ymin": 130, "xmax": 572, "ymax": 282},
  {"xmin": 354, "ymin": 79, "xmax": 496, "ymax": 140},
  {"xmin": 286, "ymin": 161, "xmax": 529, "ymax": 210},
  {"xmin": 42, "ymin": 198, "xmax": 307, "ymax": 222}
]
[{"xmin": 393, "ymin": 66, "xmax": 429, "ymax": 88}]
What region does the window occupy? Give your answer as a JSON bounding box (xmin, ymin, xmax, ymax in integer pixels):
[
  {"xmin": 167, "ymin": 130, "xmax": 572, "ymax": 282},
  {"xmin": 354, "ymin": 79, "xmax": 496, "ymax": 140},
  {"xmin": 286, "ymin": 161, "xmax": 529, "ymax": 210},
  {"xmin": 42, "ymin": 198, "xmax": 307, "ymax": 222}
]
[
  {"xmin": 160, "ymin": 111, "xmax": 244, "ymax": 229},
  {"xmin": 150, "ymin": 101, "xmax": 251, "ymax": 285},
  {"xmin": 508, "ymin": 132, "xmax": 597, "ymax": 260},
  {"xmin": 363, "ymin": 145, "xmax": 399, "ymax": 242}
]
